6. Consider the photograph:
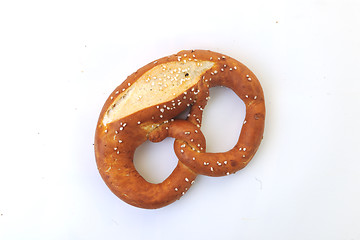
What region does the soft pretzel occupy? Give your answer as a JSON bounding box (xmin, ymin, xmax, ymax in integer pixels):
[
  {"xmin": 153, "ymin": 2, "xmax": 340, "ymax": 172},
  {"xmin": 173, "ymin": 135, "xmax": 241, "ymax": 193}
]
[{"xmin": 94, "ymin": 50, "xmax": 265, "ymax": 209}]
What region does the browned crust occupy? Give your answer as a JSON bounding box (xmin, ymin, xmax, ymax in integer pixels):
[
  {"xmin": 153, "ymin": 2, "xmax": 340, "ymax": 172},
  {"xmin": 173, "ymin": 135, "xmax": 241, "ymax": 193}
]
[{"xmin": 94, "ymin": 50, "xmax": 265, "ymax": 209}]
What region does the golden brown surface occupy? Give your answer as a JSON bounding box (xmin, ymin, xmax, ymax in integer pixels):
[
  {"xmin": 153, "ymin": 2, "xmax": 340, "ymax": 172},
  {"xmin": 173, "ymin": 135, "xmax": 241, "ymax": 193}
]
[{"xmin": 94, "ymin": 50, "xmax": 265, "ymax": 209}]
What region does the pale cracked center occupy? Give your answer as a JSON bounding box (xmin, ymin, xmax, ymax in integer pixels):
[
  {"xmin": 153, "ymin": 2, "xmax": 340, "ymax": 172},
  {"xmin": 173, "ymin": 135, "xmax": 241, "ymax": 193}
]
[{"xmin": 103, "ymin": 60, "xmax": 214, "ymax": 125}]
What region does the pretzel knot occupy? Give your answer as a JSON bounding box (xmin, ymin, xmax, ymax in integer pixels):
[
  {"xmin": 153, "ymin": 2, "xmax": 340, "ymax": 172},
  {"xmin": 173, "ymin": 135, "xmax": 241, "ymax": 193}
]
[{"xmin": 94, "ymin": 50, "xmax": 265, "ymax": 209}]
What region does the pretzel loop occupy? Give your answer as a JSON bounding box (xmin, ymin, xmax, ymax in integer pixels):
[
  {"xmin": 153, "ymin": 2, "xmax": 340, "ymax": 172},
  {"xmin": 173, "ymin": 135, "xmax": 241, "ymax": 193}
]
[{"xmin": 173, "ymin": 60, "xmax": 265, "ymax": 176}]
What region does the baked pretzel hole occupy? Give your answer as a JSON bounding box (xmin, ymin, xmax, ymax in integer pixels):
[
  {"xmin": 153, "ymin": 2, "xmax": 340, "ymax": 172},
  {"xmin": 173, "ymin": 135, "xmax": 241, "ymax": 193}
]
[
  {"xmin": 133, "ymin": 138, "xmax": 178, "ymax": 184},
  {"xmin": 175, "ymin": 105, "xmax": 191, "ymax": 120},
  {"xmin": 201, "ymin": 86, "xmax": 246, "ymax": 153}
]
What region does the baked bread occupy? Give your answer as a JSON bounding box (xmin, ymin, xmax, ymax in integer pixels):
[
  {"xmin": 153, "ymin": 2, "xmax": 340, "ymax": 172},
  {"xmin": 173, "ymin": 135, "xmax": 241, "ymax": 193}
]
[{"xmin": 94, "ymin": 50, "xmax": 265, "ymax": 209}]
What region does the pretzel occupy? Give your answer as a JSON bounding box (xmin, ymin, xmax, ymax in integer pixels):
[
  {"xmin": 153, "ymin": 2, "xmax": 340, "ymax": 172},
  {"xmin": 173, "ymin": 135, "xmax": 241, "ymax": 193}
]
[{"xmin": 94, "ymin": 50, "xmax": 265, "ymax": 209}]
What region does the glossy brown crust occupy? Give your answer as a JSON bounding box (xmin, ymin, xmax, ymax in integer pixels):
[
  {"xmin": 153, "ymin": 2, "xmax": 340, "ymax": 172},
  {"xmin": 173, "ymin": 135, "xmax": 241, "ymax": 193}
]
[{"xmin": 94, "ymin": 50, "xmax": 265, "ymax": 209}]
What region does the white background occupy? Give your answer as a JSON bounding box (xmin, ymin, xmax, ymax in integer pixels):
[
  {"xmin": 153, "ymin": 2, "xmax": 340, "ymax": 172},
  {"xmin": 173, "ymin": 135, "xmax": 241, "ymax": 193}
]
[{"xmin": 1, "ymin": 0, "xmax": 359, "ymax": 239}]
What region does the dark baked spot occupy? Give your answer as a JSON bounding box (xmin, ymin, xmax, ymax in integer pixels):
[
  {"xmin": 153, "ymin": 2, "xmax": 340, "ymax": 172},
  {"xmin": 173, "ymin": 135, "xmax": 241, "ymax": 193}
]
[
  {"xmin": 230, "ymin": 160, "xmax": 237, "ymax": 167},
  {"xmin": 254, "ymin": 113, "xmax": 263, "ymax": 120},
  {"xmin": 185, "ymin": 73, "xmax": 189, "ymax": 77}
]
